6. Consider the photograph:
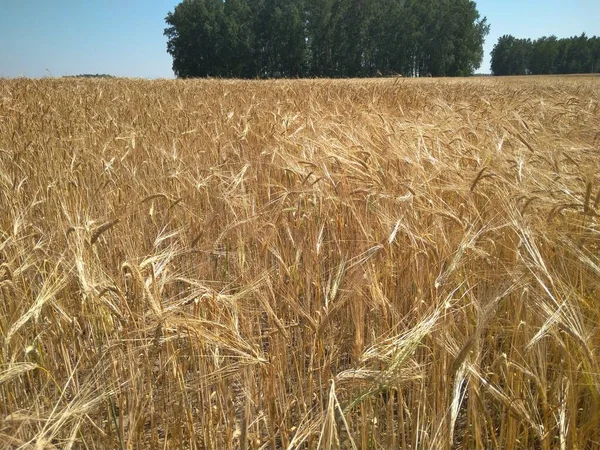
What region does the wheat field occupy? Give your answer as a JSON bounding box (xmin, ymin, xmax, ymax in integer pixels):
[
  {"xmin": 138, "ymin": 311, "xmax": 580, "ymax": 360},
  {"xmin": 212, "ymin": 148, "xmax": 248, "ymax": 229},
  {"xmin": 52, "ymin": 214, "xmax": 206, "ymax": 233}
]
[{"xmin": 0, "ymin": 76, "xmax": 599, "ymax": 449}]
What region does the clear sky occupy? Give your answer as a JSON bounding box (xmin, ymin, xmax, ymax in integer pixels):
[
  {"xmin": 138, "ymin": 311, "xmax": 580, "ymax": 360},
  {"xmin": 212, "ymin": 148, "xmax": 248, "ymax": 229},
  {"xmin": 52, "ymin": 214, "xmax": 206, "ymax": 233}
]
[{"xmin": 0, "ymin": 0, "xmax": 599, "ymax": 78}]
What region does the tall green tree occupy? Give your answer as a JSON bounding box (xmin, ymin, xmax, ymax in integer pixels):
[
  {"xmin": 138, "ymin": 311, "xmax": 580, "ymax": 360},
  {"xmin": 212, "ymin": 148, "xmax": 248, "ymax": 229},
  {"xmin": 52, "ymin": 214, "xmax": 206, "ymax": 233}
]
[
  {"xmin": 491, "ymin": 33, "xmax": 600, "ymax": 75},
  {"xmin": 328, "ymin": 0, "xmax": 370, "ymax": 77},
  {"xmin": 251, "ymin": 0, "xmax": 307, "ymax": 77},
  {"xmin": 305, "ymin": 0, "xmax": 335, "ymax": 76},
  {"xmin": 165, "ymin": 0, "xmax": 490, "ymax": 78},
  {"xmin": 222, "ymin": 0, "xmax": 255, "ymax": 77},
  {"xmin": 369, "ymin": 0, "xmax": 403, "ymax": 76},
  {"xmin": 164, "ymin": 0, "xmax": 226, "ymax": 78},
  {"xmin": 384, "ymin": 0, "xmax": 488, "ymax": 77},
  {"xmin": 530, "ymin": 36, "xmax": 559, "ymax": 75},
  {"xmin": 490, "ymin": 35, "xmax": 531, "ymax": 75},
  {"xmin": 275, "ymin": 0, "xmax": 308, "ymax": 76},
  {"xmin": 445, "ymin": 0, "xmax": 490, "ymax": 76},
  {"xmin": 591, "ymin": 37, "xmax": 600, "ymax": 73}
]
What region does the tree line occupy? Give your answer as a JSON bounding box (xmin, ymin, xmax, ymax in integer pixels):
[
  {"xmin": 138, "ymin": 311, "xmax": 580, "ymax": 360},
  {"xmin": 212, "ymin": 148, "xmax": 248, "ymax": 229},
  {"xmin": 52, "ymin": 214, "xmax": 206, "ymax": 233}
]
[
  {"xmin": 164, "ymin": 0, "xmax": 490, "ymax": 78},
  {"xmin": 491, "ymin": 34, "xmax": 600, "ymax": 76}
]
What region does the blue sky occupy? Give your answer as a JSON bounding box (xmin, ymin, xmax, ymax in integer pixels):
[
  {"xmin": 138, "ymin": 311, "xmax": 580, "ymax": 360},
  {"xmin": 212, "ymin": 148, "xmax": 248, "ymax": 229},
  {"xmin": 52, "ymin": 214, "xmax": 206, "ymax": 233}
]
[{"xmin": 0, "ymin": 0, "xmax": 598, "ymax": 78}]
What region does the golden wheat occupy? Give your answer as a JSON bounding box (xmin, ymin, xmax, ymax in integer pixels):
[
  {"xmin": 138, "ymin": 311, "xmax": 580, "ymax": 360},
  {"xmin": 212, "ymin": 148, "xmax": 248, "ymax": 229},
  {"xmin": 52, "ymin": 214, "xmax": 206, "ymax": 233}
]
[{"xmin": 0, "ymin": 75, "xmax": 599, "ymax": 449}]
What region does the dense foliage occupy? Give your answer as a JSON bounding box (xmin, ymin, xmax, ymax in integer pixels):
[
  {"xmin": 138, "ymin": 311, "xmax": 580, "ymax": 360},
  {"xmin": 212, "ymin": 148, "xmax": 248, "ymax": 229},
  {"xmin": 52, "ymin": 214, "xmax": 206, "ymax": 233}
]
[
  {"xmin": 491, "ymin": 33, "xmax": 600, "ymax": 76},
  {"xmin": 164, "ymin": 0, "xmax": 489, "ymax": 78}
]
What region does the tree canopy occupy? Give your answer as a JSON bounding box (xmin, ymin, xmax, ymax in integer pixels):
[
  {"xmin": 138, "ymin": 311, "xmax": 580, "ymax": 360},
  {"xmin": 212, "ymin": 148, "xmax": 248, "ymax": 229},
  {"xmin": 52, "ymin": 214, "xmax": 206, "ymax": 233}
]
[
  {"xmin": 491, "ymin": 33, "xmax": 600, "ymax": 76},
  {"xmin": 164, "ymin": 0, "xmax": 490, "ymax": 78}
]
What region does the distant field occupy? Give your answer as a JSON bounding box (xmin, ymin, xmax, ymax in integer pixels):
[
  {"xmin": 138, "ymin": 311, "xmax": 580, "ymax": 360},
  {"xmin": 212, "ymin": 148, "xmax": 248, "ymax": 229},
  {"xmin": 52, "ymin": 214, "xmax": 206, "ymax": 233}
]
[{"xmin": 1, "ymin": 76, "xmax": 599, "ymax": 449}]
